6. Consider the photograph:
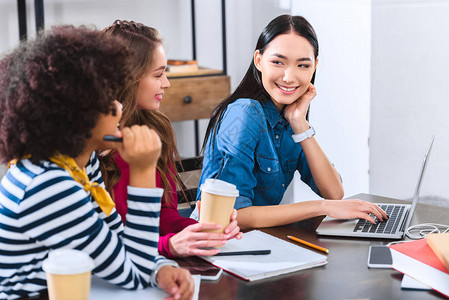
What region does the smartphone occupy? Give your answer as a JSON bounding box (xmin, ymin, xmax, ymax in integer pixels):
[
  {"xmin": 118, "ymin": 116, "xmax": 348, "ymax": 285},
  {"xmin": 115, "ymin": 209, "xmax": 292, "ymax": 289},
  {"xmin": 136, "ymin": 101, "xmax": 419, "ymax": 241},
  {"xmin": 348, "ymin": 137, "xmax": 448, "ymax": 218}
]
[
  {"xmin": 184, "ymin": 265, "xmax": 223, "ymax": 281},
  {"xmin": 367, "ymin": 245, "xmax": 392, "ymax": 268}
]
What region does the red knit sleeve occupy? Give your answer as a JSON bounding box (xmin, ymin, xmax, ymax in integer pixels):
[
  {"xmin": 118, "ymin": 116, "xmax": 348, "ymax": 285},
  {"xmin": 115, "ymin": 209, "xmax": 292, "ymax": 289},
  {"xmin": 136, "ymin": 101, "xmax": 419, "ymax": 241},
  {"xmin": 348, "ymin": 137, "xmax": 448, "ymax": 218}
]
[
  {"xmin": 159, "ymin": 165, "xmax": 197, "ymax": 236},
  {"xmin": 114, "ymin": 154, "xmax": 198, "ymax": 247},
  {"xmin": 158, "ymin": 233, "xmax": 176, "ymax": 258},
  {"xmin": 113, "ymin": 152, "xmax": 130, "ymax": 223}
]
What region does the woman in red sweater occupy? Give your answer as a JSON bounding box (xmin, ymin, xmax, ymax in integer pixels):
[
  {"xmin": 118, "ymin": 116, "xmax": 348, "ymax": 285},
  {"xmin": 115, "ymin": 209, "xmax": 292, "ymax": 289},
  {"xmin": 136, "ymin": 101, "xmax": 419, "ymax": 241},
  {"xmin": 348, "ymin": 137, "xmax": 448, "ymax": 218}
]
[{"xmin": 99, "ymin": 20, "xmax": 242, "ymax": 258}]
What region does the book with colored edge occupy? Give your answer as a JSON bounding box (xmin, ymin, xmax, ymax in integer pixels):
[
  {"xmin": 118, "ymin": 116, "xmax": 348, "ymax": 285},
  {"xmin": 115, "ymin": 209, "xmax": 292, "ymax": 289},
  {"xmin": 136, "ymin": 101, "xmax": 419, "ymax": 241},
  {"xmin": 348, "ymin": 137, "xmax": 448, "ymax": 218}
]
[
  {"xmin": 427, "ymin": 233, "xmax": 449, "ymax": 272},
  {"xmin": 389, "ymin": 238, "xmax": 449, "ymax": 297},
  {"xmin": 200, "ymin": 230, "xmax": 327, "ymax": 281},
  {"xmin": 401, "ymin": 274, "xmax": 432, "ymax": 290},
  {"xmin": 167, "ymin": 59, "xmax": 198, "ymax": 73}
]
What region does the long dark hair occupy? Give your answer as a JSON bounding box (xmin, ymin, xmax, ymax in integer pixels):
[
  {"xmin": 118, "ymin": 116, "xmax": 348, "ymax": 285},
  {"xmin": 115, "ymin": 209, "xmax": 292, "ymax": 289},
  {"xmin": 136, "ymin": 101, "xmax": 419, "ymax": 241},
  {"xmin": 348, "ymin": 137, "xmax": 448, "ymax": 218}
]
[
  {"xmin": 99, "ymin": 20, "xmax": 183, "ymax": 204},
  {"xmin": 202, "ymin": 14, "xmax": 319, "ymax": 151}
]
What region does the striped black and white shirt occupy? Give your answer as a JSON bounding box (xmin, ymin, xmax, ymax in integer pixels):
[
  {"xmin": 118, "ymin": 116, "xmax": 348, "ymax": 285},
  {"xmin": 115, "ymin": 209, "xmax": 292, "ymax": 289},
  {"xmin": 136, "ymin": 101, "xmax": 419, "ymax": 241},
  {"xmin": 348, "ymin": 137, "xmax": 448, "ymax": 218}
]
[{"xmin": 0, "ymin": 153, "xmax": 175, "ymax": 299}]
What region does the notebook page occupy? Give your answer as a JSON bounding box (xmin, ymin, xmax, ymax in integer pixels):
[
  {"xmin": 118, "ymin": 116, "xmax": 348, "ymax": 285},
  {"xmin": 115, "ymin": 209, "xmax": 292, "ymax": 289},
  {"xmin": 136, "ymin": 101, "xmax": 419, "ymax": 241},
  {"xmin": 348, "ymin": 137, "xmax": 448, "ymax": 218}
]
[{"xmin": 201, "ymin": 230, "xmax": 327, "ymax": 281}]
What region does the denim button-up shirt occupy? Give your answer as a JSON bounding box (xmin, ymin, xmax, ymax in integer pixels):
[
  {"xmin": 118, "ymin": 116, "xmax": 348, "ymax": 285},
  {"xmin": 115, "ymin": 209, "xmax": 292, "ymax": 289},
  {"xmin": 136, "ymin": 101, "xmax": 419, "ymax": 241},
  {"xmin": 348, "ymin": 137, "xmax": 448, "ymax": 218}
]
[{"xmin": 195, "ymin": 98, "xmax": 321, "ymax": 210}]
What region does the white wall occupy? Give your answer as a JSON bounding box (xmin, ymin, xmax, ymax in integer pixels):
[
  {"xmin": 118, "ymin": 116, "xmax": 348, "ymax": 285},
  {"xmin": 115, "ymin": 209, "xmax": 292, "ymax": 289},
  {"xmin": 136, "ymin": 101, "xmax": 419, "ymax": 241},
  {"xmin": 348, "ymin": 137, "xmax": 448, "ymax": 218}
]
[
  {"xmin": 289, "ymin": 0, "xmax": 372, "ymax": 202},
  {"xmin": 370, "ymin": 0, "xmax": 449, "ymax": 200},
  {"xmin": 0, "ymin": 0, "xmax": 192, "ymax": 57},
  {"xmin": 0, "ymin": 0, "xmax": 372, "ymax": 202},
  {"xmin": 2, "ymin": 0, "xmax": 447, "ymax": 203},
  {"xmin": 0, "ymin": 0, "xmax": 21, "ymax": 53}
]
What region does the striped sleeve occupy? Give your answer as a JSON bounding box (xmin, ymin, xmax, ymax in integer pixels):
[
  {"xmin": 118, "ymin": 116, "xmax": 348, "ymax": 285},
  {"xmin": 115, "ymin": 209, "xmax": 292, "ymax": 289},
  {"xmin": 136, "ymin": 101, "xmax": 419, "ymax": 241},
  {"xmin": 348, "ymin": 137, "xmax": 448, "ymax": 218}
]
[
  {"xmin": 85, "ymin": 152, "xmax": 124, "ymax": 233},
  {"xmin": 0, "ymin": 159, "xmax": 175, "ymax": 299},
  {"xmin": 85, "ymin": 151, "xmax": 103, "ymax": 185}
]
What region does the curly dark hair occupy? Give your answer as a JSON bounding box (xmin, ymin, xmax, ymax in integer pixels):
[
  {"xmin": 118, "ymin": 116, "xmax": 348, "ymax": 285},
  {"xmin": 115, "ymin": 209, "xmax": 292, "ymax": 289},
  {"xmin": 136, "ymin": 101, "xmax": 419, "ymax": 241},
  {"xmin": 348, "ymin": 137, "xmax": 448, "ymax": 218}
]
[{"xmin": 0, "ymin": 25, "xmax": 132, "ymax": 163}]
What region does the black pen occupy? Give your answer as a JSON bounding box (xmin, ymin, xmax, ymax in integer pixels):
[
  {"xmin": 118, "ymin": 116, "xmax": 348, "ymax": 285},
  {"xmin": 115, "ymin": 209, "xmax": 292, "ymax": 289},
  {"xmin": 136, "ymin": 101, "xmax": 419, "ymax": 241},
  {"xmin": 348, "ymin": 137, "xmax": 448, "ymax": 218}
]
[
  {"xmin": 103, "ymin": 135, "xmax": 123, "ymax": 142},
  {"xmin": 214, "ymin": 250, "xmax": 271, "ymax": 256}
]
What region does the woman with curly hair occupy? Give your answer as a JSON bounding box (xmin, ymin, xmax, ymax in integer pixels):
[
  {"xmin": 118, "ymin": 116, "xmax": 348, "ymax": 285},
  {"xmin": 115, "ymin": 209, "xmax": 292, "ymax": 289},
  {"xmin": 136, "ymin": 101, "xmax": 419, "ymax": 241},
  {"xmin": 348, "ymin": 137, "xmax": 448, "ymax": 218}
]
[
  {"xmin": 100, "ymin": 20, "xmax": 242, "ymax": 258},
  {"xmin": 0, "ymin": 26, "xmax": 193, "ymax": 300}
]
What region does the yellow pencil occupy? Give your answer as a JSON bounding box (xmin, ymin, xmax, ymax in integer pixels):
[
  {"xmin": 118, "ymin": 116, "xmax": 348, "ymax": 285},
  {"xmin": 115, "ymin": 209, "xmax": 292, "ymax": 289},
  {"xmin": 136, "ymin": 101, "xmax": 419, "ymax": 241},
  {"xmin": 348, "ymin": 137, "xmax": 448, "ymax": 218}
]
[{"xmin": 287, "ymin": 235, "xmax": 329, "ymax": 254}]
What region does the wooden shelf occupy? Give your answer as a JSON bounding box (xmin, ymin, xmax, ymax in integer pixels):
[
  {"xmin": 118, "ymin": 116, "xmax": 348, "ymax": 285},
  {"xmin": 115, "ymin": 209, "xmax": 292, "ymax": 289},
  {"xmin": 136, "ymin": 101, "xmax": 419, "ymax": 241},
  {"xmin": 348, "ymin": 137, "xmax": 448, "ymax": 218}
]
[
  {"xmin": 166, "ymin": 66, "xmax": 224, "ymax": 78},
  {"xmin": 163, "ymin": 0, "xmax": 228, "ymax": 155},
  {"xmin": 159, "ymin": 75, "xmax": 230, "ymax": 122}
]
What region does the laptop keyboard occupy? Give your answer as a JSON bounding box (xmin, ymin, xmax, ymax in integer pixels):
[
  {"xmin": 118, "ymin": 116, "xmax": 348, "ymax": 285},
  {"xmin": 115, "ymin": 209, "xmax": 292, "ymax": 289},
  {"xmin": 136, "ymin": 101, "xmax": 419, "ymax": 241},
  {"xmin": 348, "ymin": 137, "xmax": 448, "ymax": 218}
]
[{"xmin": 353, "ymin": 205, "xmax": 405, "ymax": 234}]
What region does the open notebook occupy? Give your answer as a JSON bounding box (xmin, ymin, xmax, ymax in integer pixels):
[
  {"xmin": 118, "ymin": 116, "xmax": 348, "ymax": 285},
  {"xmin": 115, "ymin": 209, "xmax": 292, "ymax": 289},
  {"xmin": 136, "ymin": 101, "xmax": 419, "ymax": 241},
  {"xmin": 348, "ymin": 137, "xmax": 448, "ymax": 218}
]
[{"xmin": 200, "ymin": 230, "xmax": 327, "ymax": 281}]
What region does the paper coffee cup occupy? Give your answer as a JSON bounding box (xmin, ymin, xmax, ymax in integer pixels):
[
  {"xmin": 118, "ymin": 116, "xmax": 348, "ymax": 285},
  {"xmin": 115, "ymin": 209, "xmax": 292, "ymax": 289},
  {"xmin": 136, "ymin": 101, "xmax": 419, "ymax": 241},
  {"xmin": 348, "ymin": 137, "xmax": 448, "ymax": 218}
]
[
  {"xmin": 199, "ymin": 179, "xmax": 239, "ymax": 234},
  {"xmin": 42, "ymin": 249, "xmax": 94, "ymax": 300}
]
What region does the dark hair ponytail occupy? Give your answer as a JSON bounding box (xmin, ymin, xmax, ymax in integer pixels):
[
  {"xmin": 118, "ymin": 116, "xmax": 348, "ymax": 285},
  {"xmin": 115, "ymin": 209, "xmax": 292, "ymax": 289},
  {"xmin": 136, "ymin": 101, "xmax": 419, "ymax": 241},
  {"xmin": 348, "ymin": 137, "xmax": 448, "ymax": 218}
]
[{"xmin": 202, "ymin": 15, "xmax": 319, "ymax": 152}]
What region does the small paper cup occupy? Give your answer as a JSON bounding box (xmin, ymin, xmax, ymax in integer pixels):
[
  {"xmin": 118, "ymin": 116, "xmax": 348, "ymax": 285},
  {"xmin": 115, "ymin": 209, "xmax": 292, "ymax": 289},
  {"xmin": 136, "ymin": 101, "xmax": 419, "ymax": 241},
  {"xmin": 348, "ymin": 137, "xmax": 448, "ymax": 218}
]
[
  {"xmin": 199, "ymin": 179, "xmax": 239, "ymax": 234},
  {"xmin": 42, "ymin": 249, "xmax": 94, "ymax": 300}
]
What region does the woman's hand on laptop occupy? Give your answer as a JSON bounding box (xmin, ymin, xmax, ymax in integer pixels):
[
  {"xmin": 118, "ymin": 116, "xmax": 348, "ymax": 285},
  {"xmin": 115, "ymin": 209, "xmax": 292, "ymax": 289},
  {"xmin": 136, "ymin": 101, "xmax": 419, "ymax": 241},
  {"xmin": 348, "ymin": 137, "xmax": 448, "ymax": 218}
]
[{"xmin": 323, "ymin": 199, "xmax": 388, "ymax": 224}]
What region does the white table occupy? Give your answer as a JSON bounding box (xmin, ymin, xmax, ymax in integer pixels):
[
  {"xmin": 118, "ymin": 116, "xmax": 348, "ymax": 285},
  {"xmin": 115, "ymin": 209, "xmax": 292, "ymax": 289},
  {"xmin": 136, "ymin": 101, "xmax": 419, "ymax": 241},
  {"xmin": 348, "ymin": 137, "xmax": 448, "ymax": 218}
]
[{"xmin": 90, "ymin": 275, "xmax": 200, "ymax": 300}]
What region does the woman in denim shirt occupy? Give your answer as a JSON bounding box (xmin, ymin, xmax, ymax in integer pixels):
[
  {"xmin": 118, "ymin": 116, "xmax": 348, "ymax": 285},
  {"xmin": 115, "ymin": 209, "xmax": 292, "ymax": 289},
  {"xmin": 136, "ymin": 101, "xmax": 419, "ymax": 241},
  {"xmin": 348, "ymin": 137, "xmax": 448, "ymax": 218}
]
[{"xmin": 193, "ymin": 15, "xmax": 388, "ymax": 229}]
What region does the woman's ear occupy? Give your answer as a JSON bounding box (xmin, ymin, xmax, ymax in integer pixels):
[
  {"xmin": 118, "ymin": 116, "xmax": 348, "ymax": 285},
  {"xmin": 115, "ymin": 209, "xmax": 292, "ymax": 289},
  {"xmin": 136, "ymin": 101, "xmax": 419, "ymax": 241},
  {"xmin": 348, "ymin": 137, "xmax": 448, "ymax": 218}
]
[
  {"xmin": 314, "ymin": 58, "xmax": 319, "ymax": 72},
  {"xmin": 254, "ymin": 50, "xmax": 262, "ymax": 71}
]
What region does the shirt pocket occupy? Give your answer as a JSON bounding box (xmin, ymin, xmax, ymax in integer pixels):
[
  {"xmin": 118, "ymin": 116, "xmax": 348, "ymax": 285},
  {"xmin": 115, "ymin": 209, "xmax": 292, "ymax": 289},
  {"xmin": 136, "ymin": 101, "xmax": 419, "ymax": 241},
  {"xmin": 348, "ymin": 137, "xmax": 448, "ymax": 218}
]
[{"xmin": 255, "ymin": 155, "xmax": 279, "ymax": 190}]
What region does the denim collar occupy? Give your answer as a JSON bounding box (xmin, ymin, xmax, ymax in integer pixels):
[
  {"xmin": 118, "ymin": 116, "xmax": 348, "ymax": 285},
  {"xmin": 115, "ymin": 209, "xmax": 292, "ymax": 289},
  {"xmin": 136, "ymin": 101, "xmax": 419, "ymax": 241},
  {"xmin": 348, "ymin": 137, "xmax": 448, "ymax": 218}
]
[{"xmin": 261, "ymin": 100, "xmax": 286, "ymax": 128}]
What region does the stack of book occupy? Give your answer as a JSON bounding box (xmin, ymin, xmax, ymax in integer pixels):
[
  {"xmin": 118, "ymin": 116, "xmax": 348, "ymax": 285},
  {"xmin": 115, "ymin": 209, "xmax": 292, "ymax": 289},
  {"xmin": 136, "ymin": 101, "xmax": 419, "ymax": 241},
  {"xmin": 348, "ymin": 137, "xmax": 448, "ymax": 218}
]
[
  {"xmin": 427, "ymin": 233, "xmax": 449, "ymax": 271},
  {"xmin": 167, "ymin": 59, "xmax": 198, "ymax": 74},
  {"xmin": 389, "ymin": 233, "xmax": 449, "ymax": 297}
]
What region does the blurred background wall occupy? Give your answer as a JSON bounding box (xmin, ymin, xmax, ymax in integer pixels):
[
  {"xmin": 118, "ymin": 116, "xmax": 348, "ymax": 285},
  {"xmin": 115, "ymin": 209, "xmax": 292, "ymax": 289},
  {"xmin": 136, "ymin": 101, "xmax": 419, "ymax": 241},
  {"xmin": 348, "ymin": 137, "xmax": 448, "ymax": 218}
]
[{"xmin": 1, "ymin": 0, "xmax": 447, "ymax": 205}]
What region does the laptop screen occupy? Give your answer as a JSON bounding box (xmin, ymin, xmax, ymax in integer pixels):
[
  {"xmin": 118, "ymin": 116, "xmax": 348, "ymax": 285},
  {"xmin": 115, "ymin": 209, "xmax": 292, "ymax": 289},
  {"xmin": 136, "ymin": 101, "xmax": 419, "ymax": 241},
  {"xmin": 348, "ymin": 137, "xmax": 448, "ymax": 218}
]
[{"xmin": 401, "ymin": 135, "xmax": 434, "ymax": 231}]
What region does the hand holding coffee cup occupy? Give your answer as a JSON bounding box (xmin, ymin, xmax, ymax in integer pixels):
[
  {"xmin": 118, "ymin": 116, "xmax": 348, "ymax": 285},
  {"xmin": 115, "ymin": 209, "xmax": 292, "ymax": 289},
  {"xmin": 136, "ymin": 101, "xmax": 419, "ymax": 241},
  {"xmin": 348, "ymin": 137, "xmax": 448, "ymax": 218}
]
[
  {"xmin": 42, "ymin": 249, "xmax": 94, "ymax": 300},
  {"xmin": 199, "ymin": 179, "xmax": 239, "ymax": 234}
]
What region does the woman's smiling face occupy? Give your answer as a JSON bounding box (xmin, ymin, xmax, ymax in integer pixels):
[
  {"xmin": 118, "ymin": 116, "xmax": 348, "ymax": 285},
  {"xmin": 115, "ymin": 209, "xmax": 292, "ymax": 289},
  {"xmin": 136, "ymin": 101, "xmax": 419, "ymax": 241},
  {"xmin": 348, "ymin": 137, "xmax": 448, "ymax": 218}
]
[
  {"xmin": 254, "ymin": 31, "xmax": 317, "ymax": 111},
  {"xmin": 136, "ymin": 44, "xmax": 170, "ymax": 111}
]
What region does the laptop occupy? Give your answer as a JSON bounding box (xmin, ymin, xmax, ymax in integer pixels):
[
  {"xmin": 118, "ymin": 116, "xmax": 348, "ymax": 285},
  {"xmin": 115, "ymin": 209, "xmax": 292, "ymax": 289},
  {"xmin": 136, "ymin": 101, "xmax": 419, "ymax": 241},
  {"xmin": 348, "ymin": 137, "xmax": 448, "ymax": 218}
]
[{"xmin": 316, "ymin": 136, "xmax": 434, "ymax": 239}]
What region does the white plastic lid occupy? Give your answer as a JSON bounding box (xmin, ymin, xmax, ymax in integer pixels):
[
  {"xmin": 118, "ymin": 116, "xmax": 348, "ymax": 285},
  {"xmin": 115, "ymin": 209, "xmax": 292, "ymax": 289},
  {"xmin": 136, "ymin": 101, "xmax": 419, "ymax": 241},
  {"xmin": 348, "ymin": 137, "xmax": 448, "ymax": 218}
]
[
  {"xmin": 42, "ymin": 249, "xmax": 94, "ymax": 275},
  {"xmin": 200, "ymin": 178, "xmax": 239, "ymax": 197}
]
